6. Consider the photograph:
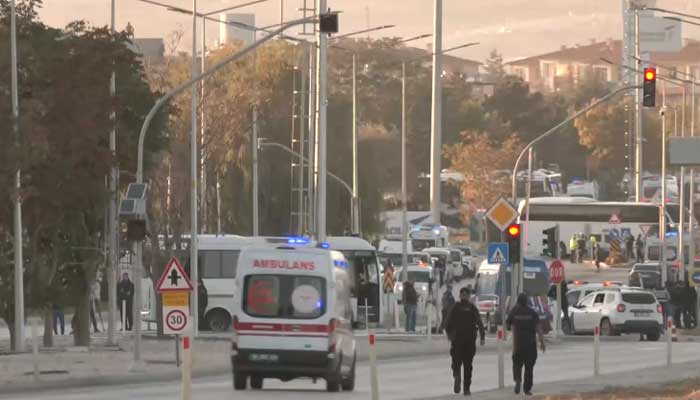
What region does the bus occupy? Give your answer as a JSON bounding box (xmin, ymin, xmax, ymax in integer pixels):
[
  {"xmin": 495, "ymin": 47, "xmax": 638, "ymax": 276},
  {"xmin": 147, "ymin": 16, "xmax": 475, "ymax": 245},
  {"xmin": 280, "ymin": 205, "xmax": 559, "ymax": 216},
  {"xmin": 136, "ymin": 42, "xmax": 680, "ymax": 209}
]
[
  {"xmin": 191, "ymin": 235, "xmax": 384, "ymax": 331},
  {"xmin": 518, "ymin": 198, "xmax": 674, "ymax": 257}
]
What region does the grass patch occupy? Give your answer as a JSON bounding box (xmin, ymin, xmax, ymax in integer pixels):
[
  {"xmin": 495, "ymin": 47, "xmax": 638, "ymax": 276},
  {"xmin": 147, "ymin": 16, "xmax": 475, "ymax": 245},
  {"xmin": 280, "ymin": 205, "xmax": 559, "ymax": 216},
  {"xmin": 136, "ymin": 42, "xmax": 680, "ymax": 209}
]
[{"xmin": 535, "ymin": 378, "xmax": 700, "ymax": 399}]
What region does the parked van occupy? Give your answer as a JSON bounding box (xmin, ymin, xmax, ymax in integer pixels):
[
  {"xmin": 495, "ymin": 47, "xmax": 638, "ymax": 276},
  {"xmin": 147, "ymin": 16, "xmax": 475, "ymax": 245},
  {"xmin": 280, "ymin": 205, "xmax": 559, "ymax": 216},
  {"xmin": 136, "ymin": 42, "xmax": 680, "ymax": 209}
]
[{"xmin": 231, "ymin": 245, "xmax": 357, "ymax": 392}]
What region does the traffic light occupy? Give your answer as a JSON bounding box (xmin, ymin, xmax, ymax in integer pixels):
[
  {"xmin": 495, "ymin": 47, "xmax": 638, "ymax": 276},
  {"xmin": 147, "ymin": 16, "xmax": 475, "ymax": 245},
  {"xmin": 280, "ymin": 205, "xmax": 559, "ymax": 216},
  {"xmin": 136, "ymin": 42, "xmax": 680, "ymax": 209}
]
[
  {"xmin": 542, "ymin": 226, "xmax": 559, "ymax": 258},
  {"xmin": 643, "ymin": 68, "xmax": 656, "ymax": 107},
  {"xmin": 506, "ymin": 223, "xmax": 521, "ymax": 263},
  {"xmin": 127, "ymin": 220, "xmax": 147, "ymax": 242},
  {"xmin": 319, "ymin": 12, "xmax": 339, "ymax": 34}
]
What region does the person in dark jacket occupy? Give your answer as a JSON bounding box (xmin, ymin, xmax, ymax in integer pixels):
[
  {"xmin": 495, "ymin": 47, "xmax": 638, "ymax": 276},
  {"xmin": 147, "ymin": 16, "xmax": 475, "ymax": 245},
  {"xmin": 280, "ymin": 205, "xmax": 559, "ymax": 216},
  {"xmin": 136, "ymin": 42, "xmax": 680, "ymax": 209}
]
[
  {"xmin": 507, "ymin": 293, "xmax": 546, "ymax": 396},
  {"xmin": 445, "ymin": 287, "xmax": 485, "ymax": 396},
  {"xmin": 117, "ymin": 273, "xmax": 135, "ymax": 331},
  {"xmin": 198, "ymin": 278, "xmax": 209, "ymax": 330},
  {"xmin": 402, "ymin": 279, "xmax": 418, "ymax": 333},
  {"xmin": 439, "ymin": 284, "xmax": 456, "ymax": 334},
  {"xmin": 682, "ymin": 281, "xmax": 697, "ymax": 329},
  {"xmin": 636, "ymin": 235, "xmax": 645, "ymax": 262}
]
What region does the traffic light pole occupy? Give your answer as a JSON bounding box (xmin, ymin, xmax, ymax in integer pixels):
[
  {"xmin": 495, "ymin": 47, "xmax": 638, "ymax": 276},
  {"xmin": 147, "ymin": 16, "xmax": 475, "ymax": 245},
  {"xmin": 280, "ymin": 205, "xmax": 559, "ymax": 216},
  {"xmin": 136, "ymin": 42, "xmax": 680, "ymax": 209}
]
[{"xmin": 634, "ymin": 7, "xmax": 643, "ymax": 202}]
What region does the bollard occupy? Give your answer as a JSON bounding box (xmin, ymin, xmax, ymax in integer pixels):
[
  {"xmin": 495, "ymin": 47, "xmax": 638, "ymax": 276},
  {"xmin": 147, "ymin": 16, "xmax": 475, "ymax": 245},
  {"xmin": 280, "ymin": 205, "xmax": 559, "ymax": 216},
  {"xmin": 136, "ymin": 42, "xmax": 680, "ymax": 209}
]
[
  {"xmin": 122, "ymin": 300, "xmax": 126, "ymax": 333},
  {"xmin": 497, "ymin": 325, "xmax": 504, "ymax": 389},
  {"xmin": 181, "ymin": 336, "xmax": 192, "ymax": 400},
  {"xmin": 671, "ymin": 322, "xmax": 678, "ymax": 343},
  {"xmin": 666, "ymin": 318, "xmax": 673, "ymax": 367},
  {"xmin": 393, "ymin": 297, "xmax": 400, "ymax": 330},
  {"xmin": 31, "ymin": 317, "xmax": 39, "ymax": 381},
  {"xmin": 427, "ymin": 305, "xmax": 432, "ymax": 341},
  {"xmin": 593, "ymin": 325, "xmax": 600, "ymax": 376},
  {"xmin": 369, "ymin": 333, "xmax": 380, "ymax": 400},
  {"xmin": 175, "ymin": 334, "xmax": 181, "ymax": 367}
]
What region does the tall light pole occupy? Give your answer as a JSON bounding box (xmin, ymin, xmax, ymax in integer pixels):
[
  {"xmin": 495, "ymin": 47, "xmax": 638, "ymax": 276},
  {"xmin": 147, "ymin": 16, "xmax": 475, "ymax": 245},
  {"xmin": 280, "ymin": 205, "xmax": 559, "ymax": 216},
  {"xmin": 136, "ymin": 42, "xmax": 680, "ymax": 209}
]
[
  {"xmin": 10, "ymin": 0, "xmax": 25, "ymax": 353},
  {"xmin": 634, "ymin": 5, "xmax": 643, "ymax": 201},
  {"xmin": 316, "ymin": 0, "xmax": 328, "ymax": 241},
  {"xmin": 107, "ymin": 0, "xmax": 118, "ymax": 347},
  {"xmin": 429, "ymin": 0, "xmax": 443, "ymax": 225},
  {"xmin": 189, "ymin": 0, "xmax": 199, "ymax": 337}
]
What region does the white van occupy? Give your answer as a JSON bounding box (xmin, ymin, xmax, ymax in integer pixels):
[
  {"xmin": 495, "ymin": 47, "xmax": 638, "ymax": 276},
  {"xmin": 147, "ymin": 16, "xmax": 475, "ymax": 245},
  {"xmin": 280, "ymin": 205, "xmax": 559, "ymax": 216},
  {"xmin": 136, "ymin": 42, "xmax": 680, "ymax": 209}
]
[{"xmin": 231, "ymin": 245, "xmax": 357, "ymax": 392}]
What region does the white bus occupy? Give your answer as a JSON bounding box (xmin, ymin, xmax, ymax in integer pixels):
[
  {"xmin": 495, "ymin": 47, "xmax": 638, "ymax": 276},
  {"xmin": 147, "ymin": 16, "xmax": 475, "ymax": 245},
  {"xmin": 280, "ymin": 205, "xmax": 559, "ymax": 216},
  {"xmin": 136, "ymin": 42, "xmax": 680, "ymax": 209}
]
[{"xmin": 518, "ymin": 198, "xmax": 672, "ymax": 257}]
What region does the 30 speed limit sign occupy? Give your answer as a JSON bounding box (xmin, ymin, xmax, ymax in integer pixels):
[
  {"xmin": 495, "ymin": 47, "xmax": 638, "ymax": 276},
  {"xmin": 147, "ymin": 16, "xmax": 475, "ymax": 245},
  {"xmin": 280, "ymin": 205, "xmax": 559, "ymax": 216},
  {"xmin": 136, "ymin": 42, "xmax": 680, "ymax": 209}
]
[{"xmin": 166, "ymin": 309, "xmax": 188, "ymax": 332}]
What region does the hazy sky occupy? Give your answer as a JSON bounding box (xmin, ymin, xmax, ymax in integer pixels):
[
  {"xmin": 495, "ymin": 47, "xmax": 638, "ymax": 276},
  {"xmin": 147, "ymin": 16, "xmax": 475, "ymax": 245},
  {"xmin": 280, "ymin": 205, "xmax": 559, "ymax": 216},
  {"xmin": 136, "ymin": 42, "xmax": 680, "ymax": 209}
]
[{"xmin": 39, "ymin": 0, "xmax": 700, "ymax": 62}]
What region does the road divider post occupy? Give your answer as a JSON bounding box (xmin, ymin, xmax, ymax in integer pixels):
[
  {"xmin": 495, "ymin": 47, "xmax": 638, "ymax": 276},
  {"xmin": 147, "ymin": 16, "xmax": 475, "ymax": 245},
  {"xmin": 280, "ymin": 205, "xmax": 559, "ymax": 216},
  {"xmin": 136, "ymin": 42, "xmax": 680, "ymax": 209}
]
[
  {"xmin": 369, "ymin": 332, "xmax": 380, "ymax": 400},
  {"xmin": 593, "ymin": 325, "xmax": 600, "ymax": 376},
  {"xmin": 427, "ymin": 304, "xmax": 432, "ymax": 341},
  {"xmin": 497, "ymin": 325, "xmax": 504, "ymax": 389},
  {"xmin": 666, "ymin": 317, "xmax": 673, "ymax": 367},
  {"xmin": 122, "ymin": 300, "xmax": 126, "ymax": 333},
  {"xmin": 181, "ymin": 335, "xmax": 192, "ymax": 400},
  {"xmin": 31, "ymin": 317, "xmax": 39, "ymax": 381}
]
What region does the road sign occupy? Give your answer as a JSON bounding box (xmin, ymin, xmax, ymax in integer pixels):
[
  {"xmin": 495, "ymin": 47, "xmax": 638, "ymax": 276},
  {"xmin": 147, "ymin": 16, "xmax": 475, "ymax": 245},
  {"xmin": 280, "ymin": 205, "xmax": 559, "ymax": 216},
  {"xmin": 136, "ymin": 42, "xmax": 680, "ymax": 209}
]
[
  {"xmin": 488, "ymin": 243, "xmax": 509, "ymax": 265},
  {"xmin": 691, "ymin": 270, "xmax": 700, "ymax": 287},
  {"xmin": 639, "ymin": 15, "xmax": 682, "ymax": 53},
  {"xmin": 486, "ymin": 197, "xmax": 519, "ymax": 232},
  {"xmin": 163, "ymin": 291, "xmax": 189, "ymax": 307},
  {"xmin": 549, "ymin": 260, "xmax": 565, "ymax": 285},
  {"xmin": 383, "ymin": 268, "xmax": 394, "ymax": 293},
  {"xmin": 609, "ymin": 213, "xmax": 622, "ymax": 224},
  {"xmin": 156, "ymin": 257, "xmax": 194, "ymax": 292},
  {"xmin": 164, "ymin": 308, "xmax": 189, "ymax": 334}
]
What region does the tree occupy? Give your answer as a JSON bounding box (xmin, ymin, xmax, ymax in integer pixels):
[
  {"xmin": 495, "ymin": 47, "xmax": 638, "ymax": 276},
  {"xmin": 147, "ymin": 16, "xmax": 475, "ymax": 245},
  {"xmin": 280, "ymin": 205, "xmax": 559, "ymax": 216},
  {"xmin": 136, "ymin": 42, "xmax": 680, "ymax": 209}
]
[
  {"xmin": 444, "ymin": 132, "xmax": 522, "ymax": 219},
  {"xmin": 0, "ymin": 2, "xmax": 169, "ymax": 346},
  {"xmin": 483, "ymin": 49, "xmax": 506, "ymax": 84}
]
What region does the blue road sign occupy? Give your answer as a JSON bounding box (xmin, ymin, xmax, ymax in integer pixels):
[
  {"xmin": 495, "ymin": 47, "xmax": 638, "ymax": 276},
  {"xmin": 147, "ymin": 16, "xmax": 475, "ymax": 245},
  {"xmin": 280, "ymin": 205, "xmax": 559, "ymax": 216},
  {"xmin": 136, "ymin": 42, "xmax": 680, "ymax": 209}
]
[{"xmin": 488, "ymin": 242, "xmax": 509, "ymax": 265}]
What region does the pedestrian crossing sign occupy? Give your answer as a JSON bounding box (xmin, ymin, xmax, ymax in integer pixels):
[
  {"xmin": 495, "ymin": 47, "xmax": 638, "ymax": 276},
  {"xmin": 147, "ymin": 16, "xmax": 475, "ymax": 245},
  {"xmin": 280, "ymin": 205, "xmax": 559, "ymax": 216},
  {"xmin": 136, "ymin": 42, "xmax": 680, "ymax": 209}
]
[{"xmin": 488, "ymin": 243, "xmax": 509, "ymax": 265}]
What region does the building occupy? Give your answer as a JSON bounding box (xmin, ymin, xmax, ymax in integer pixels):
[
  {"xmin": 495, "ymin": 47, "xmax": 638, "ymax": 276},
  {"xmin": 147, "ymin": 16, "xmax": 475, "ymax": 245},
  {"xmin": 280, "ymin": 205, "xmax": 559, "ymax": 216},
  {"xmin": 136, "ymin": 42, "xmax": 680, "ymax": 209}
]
[
  {"xmin": 129, "ymin": 38, "xmax": 165, "ymax": 64},
  {"xmin": 219, "ymin": 13, "xmax": 256, "ymax": 46},
  {"xmin": 506, "ymin": 39, "xmax": 700, "ymax": 94}
]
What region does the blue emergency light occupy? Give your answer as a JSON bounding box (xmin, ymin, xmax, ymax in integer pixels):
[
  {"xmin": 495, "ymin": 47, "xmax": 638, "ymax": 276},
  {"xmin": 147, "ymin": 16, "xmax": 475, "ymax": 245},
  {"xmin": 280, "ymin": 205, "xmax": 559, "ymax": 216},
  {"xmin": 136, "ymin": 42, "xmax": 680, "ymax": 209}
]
[
  {"xmin": 287, "ymin": 236, "xmax": 310, "ymax": 245},
  {"xmin": 317, "ymin": 242, "xmax": 330, "ymax": 249}
]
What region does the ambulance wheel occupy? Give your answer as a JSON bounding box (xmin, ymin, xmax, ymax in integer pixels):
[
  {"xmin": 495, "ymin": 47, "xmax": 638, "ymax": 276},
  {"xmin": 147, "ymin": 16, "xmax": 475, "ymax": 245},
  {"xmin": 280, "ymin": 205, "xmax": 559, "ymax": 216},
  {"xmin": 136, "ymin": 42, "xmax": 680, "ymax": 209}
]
[
  {"xmin": 206, "ymin": 309, "xmax": 231, "ymax": 332},
  {"xmin": 326, "ymin": 363, "xmax": 342, "ymax": 392},
  {"xmin": 250, "ymin": 375, "xmax": 263, "ymax": 390},
  {"xmin": 341, "ymin": 355, "xmax": 356, "ymax": 391},
  {"xmin": 233, "ymin": 372, "xmax": 247, "ymax": 390}
]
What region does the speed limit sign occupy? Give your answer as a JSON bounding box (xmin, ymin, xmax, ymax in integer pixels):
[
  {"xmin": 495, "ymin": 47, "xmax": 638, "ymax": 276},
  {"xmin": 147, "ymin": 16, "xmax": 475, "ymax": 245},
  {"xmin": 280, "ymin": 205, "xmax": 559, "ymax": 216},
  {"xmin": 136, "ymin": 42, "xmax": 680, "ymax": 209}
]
[{"xmin": 166, "ymin": 310, "xmax": 188, "ymax": 332}]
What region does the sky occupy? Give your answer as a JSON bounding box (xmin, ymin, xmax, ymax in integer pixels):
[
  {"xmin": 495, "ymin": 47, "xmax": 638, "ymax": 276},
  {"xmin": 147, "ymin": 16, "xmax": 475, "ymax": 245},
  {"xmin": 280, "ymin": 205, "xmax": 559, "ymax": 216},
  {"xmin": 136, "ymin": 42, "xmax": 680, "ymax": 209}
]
[{"xmin": 38, "ymin": 0, "xmax": 700, "ymax": 62}]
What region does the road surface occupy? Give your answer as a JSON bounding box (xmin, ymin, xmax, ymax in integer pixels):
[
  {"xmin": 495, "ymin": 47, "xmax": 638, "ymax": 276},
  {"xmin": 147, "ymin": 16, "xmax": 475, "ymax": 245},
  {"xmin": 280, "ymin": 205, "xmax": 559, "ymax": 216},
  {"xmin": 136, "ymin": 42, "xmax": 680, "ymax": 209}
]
[{"xmin": 4, "ymin": 339, "xmax": 699, "ymax": 400}]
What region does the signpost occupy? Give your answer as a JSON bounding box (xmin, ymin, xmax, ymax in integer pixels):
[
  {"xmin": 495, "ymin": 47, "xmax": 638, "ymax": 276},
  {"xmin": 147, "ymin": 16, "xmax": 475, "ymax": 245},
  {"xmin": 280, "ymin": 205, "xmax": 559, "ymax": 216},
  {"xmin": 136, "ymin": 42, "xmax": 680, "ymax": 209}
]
[
  {"xmin": 486, "ymin": 197, "xmax": 520, "ymax": 310},
  {"xmin": 487, "ymin": 243, "xmax": 509, "ymax": 265},
  {"xmin": 549, "ymin": 260, "xmax": 565, "ymax": 338},
  {"xmin": 156, "ymin": 257, "xmax": 193, "ymax": 400}
]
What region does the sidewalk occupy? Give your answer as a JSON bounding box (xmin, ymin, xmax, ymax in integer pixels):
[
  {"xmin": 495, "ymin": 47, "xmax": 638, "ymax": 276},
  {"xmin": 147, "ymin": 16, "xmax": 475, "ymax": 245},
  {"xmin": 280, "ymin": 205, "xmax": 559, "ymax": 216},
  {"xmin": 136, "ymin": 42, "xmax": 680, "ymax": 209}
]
[{"xmin": 428, "ymin": 360, "xmax": 700, "ymax": 399}]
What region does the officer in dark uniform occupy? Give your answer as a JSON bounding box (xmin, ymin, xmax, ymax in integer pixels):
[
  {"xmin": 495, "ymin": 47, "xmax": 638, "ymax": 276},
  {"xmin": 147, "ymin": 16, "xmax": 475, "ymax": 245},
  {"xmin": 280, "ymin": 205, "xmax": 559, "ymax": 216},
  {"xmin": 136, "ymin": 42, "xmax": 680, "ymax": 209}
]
[
  {"xmin": 507, "ymin": 293, "xmax": 546, "ymax": 396},
  {"xmin": 445, "ymin": 287, "xmax": 485, "ymax": 396}
]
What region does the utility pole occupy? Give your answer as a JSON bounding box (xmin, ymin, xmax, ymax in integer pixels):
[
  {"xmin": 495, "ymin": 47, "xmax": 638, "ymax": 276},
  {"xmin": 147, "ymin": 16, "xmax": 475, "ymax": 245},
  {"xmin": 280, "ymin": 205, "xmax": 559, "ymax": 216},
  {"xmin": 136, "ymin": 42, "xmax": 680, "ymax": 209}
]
[
  {"xmin": 200, "ymin": 16, "xmax": 207, "ymax": 234},
  {"xmin": 401, "ymin": 62, "xmax": 408, "ymax": 282},
  {"xmin": 316, "ymin": 0, "xmax": 328, "ymax": 241},
  {"xmin": 307, "ymin": 40, "xmax": 317, "ymax": 235},
  {"xmin": 351, "ymin": 53, "xmax": 360, "ymax": 234},
  {"xmin": 253, "ymin": 30, "xmax": 260, "ymax": 237},
  {"xmin": 108, "ymin": 0, "xmax": 118, "ymax": 346},
  {"xmin": 190, "ymin": 0, "xmax": 199, "ymax": 336},
  {"xmin": 634, "ymin": 5, "xmax": 644, "ymax": 201},
  {"xmin": 10, "ymin": 0, "xmax": 25, "ymax": 353},
  {"xmin": 430, "ymin": 0, "xmax": 443, "ymax": 225}
]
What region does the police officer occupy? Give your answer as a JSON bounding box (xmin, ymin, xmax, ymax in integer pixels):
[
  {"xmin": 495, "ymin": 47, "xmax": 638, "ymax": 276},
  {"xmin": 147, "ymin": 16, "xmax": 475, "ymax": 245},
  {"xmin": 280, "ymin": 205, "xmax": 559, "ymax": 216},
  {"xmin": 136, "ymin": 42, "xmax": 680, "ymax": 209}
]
[
  {"xmin": 507, "ymin": 293, "xmax": 546, "ymax": 396},
  {"xmin": 445, "ymin": 287, "xmax": 485, "ymax": 396}
]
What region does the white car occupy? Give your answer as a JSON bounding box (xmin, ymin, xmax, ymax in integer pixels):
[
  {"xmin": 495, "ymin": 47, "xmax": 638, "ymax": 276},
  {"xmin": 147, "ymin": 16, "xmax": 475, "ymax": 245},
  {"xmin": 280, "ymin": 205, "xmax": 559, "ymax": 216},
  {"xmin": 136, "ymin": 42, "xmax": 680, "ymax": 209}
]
[
  {"xmin": 567, "ymin": 287, "xmax": 663, "ymax": 341},
  {"xmin": 393, "ymin": 264, "xmax": 435, "ymax": 302}
]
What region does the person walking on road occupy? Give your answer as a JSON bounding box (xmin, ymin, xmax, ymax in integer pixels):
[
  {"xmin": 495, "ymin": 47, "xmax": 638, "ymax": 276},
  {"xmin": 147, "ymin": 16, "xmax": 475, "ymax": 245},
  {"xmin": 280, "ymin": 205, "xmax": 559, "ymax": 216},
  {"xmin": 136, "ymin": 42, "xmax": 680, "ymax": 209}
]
[
  {"xmin": 402, "ymin": 278, "xmax": 418, "ymax": 333},
  {"xmin": 636, "ymin": 235, "xmax": 645, "ymax": 262},
  {"xmin": 445, "ymin": 287, "xmax": 485, "ymax": 396},
  {"xmin": 589, "ymin": 235, "xmax": 597, "ymax": 262},
  {"xmin": 52, "ymin": 303, "xmax": 65, "ymax": 335},
  {"xmin": 117, "ymin": 272, "xmax": 135, "ymax": 331},
  {"xmin": 569, "ymin": 235, "xmax": 578, "ymax": 263},
  {"xmin": 439, "ymin": 284, "xmax": 456, "ymax": 334},
  {"xmin": 507, "ymin": 293, "xmax": 546, "ymax": 396},
  {"xmin": 625, "ymin": 235, "xmax": 635, "ymax": 261}
]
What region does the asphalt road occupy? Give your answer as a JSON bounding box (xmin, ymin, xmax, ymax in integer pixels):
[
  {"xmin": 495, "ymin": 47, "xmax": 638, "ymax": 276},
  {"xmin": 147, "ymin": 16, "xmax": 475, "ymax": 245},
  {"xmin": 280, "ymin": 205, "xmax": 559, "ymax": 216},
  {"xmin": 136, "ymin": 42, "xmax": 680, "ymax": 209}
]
[{"xmin": 4, "ymin": 338, "xmax": 699, "ymax": 400}]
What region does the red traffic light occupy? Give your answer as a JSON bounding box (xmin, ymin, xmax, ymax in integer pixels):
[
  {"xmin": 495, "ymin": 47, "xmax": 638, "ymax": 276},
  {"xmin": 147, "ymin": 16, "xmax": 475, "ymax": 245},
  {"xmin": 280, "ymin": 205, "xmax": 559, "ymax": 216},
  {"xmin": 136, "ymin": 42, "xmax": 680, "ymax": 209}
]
[
  {"xmin": 644, "ymin": 68, "xmax": 656, "ymax": 82},
  {"xmin": 507, "ymin": 223, "xmax": 521, "ymax": 238}
]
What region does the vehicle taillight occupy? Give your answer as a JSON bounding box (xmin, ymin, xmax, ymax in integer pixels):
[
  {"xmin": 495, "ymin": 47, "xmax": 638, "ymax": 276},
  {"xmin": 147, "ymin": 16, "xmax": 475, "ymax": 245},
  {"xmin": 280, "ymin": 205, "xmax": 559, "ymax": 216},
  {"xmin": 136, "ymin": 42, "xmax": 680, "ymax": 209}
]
[
  {"xmin": 657, "ymin": 304, "xmax": 663, "ymax": 313},
  {"xmin": 328, "ymin": 318, "xmax": 338, "ymax": 353},
  {"xmin": 617, "ymin": 304, "xmax": 626, "ymax": 313}
]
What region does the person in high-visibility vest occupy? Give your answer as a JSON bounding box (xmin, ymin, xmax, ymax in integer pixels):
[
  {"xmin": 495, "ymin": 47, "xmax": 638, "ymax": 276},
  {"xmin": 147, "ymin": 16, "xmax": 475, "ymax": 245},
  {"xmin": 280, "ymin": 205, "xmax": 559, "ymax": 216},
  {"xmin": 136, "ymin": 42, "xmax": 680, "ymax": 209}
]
[{"xmin": 569, "ymin": 235, "xmax": 578, "ymax": 263}]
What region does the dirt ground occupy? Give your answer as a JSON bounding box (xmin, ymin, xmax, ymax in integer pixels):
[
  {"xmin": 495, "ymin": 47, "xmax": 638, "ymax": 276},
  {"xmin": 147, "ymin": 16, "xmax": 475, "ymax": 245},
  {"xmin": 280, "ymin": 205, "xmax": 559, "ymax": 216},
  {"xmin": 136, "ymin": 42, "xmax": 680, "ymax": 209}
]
[{"xmin": 535, "ymin": 378, "xmax": 700, "ymax": 400}]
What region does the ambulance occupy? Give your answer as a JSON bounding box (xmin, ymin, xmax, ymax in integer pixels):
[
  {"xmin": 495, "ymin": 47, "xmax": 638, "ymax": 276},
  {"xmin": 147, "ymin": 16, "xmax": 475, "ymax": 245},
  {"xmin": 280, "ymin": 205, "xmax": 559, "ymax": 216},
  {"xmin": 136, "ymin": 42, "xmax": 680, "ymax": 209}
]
[{"xmin": 231, "ymin": 244, "xmax": 357, "ymax": 392}]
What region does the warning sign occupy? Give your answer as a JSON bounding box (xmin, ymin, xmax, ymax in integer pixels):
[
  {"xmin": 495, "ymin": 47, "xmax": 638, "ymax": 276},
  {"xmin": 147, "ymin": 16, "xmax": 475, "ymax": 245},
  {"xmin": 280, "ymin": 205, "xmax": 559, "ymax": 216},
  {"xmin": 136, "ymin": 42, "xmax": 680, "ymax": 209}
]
[{"xmin": 156, "ymin": 257, "xmax": 194, "ymax": 292}]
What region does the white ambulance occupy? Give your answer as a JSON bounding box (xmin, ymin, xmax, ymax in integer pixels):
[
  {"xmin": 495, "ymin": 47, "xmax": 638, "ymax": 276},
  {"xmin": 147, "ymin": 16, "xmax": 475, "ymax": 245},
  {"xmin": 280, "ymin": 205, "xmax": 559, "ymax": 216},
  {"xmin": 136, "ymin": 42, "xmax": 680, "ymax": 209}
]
[{"xmin": 231, "ymin": 244, "xmax": 357, "ymax": 392}]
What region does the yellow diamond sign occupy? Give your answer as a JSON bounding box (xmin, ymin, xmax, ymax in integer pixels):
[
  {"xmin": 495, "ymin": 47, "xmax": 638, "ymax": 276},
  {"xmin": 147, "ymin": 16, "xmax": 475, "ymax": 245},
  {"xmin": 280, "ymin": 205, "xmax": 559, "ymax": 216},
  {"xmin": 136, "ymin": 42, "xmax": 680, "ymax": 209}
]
[{"xmin": 486, "ymin": 197, "xmax": 519, "ymax": 231}]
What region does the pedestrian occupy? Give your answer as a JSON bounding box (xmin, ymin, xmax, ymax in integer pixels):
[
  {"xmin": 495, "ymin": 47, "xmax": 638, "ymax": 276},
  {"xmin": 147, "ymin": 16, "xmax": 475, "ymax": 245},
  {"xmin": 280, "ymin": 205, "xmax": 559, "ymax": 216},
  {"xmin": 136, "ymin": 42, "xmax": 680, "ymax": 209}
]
[
  {"xmin": 507, "ymin": 293, "xmax": 546, "ymax": 396},
  {"xmin": 682, "ymin": 281, "xmax": 696, "ymax": 329},
  {"xmin": 52, "ymin": 303, "xmax": 65, "ymax": 336},
  {"xmin": 569, "ymin": 235, "xmax": 578, "ymax": 263},
  {"xmin": 576, "ymin": 234, "xmax": 587, "ymax": 264},
  {"xmin": 439, "ymin": 284, "xmax": 456, "ymax": 334},
  {"xmin": 670, "ymin": 281, "xmax": 684, "ymax": 328},
  {"xmin": 636, "ymin": 235, "xmax": 645, "ymax": 262},
  {"xmin": 625, "ymin": 235, "xmax": 635, "ymax": 261},
  {"xmin": 89, "ymin": 281, "xmax": 100, "ymax": 333},
  {"xmin": 198, "ymin": 278, "xmax": 209, "ymax": 330},
  {"xmin": 435, "ymin": 259, "xmax": 446, "ymax": 287},
  {"xmin": 402, "ymin": 278, "xmax": 418, "ymax": 333},
  {"xmin": 117, "ymin": 272, "xmax": 135, "ymax": 331},
  {"xmin": 594, "ymin": 241, "xmax": 602, "ymax": 272},
  {"xmin": 589, "ymin": 235, "xmax": 597, "ymax": 262},
  {"xmin": 445, "ymin": 287, "xmax": 485, "ymax": 396}
]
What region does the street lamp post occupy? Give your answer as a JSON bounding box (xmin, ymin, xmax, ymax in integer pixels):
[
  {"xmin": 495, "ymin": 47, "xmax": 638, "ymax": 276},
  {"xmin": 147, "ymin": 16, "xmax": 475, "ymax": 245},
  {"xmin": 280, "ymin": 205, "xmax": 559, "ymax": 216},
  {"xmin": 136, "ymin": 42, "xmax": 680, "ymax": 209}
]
[
  {"xmin": 107, "ymin": 0, "xmax": 119, "ymax": 347},
  {"xmin": 10, "ymin": 0, "xmax": 25, "ymax": 353},
  {"xmin": 430, "ymin": 0, "xmax": 443, "ymax": 225},
  {"xmin": 316, "ymin": 0, "xmax": 328, "ymax": 242}
]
